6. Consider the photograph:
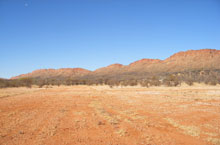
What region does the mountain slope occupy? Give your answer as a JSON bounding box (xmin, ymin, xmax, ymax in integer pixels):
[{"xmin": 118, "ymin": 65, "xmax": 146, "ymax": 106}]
[
  {"xmin": 162, "ymin": 49, "xmax": 220, "ymax": 72},
  {"xmin": 11, "ymin": 68, "xmax": 91, "ymax": 79}
]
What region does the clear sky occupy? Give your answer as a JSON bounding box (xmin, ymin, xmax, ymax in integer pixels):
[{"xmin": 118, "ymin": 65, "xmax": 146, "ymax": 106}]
[{"xmin": 0, "ymin": 0, "xmax": 220, "ymax": 78}]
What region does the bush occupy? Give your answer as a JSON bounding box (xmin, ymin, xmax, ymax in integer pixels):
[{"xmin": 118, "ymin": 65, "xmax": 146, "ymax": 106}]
[
  {"xmin": 185, "ymin": 79, "xmax": 194, "ymax": 86},
  {"xmin": 38, "ymin": 80, "xmax": 46, "ymax": 88},
  {"xmin": 149, "ymin": 76, "xmax": 161, "ymax": 86},
  {"xmin": 0, "ymin": 79, "xmax": 7, "ymax": 88},
  {"xmin": 20, "ymin": 78, "xmax": 33, "ymax": 88},
  {"xmin": 128, "ymin": 80, "xmax": 138, "ymax": 86},
  {"xmin": 163, "ymin": 75, "xmax": 180, "ymax": 87},
  {"xmin": 140, "ymin": 80, "xmax": 149, "ymax": 87},
  {"xmin": 209, "ymin": 80, "xmax": 217, "ymax": 86}
]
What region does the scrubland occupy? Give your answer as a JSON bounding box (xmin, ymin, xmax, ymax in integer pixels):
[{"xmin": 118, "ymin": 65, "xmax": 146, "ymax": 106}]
[{"xmin": 0, "ymin": 85, "xmax": 220, "ymax": 145}]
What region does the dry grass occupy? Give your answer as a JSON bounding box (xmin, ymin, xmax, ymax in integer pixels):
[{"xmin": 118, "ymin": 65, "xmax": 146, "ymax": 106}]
[
  {"xmin": 115, "ymin": 128, "xmax": 127, "ymax": 137},
  {"xmin": 207, "ymin": 137, "xmax": 220, "ymax": 145},
  {"xmin": 165, "ymin": 118, "xmax": 201, "ymax": 137},
  {"xmin": 89, "ymin": 100, "xmax": 120, "ymax": 125},
  {"xmin": 0, "ymin": 87, "xmax": 43, "ymax": 98}
]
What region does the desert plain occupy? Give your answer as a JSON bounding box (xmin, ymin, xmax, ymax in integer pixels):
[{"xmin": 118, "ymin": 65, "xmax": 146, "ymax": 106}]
[{"xmin": 0, "ymin": 85, "xmax": 220, "ymax": 145}]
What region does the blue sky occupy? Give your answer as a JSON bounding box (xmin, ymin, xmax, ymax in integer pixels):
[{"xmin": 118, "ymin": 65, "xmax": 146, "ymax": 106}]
[{"xmin": 0, "ymin": 0, "xmax": 220, "ymax": 78}]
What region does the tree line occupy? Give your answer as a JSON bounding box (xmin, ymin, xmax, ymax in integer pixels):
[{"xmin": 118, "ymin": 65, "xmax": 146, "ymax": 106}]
[{"xmin": 1, "ymin": 70, "xmax": 220, "ymax": 88}]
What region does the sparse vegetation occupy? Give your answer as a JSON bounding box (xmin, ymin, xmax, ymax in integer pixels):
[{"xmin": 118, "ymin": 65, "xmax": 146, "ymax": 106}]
[
  {"xmin": 165, "ymin": 118, "xmax": 201, "ymax": 137},
  {"xmin": 163, "ymin": 75, "xmax": 180, "ymax": 87},
  {"xmin": 1, "ymin": 69, "xmax": 220, "ymax": 88}
]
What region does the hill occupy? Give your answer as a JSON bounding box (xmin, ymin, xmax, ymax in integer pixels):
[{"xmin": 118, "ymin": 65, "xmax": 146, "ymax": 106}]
[
  {"xmin": 11, "ymin": 68, "xmax": 91, "ymax": 80},
  {"xmin": 79, "ymin": 49, "xmax": 220, "ymax": 80},
  {"xmin": 8, "ymin": 49, "xmax": 220, "ymax": 87}
]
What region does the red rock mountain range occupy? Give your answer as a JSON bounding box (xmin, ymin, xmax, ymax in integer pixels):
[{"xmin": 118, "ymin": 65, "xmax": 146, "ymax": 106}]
[{"xmin": 11, "ymin": 49, "xmax": 220, "ymax": 79}]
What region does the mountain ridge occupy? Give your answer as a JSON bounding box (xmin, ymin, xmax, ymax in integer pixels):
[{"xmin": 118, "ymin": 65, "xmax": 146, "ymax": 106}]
[
  {"xmin": 11, "ymin": 68, "xmax": 91, "ymax": 79},
  {"xmin": 11, "ymin": 49, "xmax": 220, "ymax": 80}
]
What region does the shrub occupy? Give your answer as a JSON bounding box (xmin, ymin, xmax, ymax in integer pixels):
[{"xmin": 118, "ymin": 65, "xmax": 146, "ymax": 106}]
[
  {"xmin": 209, "ymin": 80, "xmax": 217, "ymax": 86},
  {"xmin": 38, "ymin": 80, "xmax": 46, "ymax": 88},
  {"xmin": 185, "ymin": 79, "xmax": 194, "ymax": 86},
  {"xmin": 163, "ymin": 75, "xmax": 180, "ymax": 87},
  {"xmin": 20, "ymin": 78, "xmax": 33, "ymax": 88},
  {"xmin": 140, "ymin": 80, "xmax": 149, "ymax": 87},
  {"xmin": 149, "ymin": 76, "xmax": 161, "ymax": 86}
]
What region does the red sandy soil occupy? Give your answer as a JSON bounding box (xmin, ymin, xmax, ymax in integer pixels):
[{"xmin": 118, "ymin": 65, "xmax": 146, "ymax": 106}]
[{"xmin": 0, "ymin": 85, "xmax": 220, "ymax": 145}]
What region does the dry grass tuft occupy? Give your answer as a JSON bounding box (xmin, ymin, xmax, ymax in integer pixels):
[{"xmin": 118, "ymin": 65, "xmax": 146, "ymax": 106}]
[
  {"xmin": 207, "ymin": 137, "xmax": 220, "ymax": 145},
  {"xmin": 116, "ymin": 128, "xmax": 127, "ymax": 137}
]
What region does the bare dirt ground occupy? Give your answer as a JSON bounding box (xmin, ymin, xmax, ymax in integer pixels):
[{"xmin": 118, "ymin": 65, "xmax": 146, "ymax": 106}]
[{"xmin": 0, "ymin": 85, "xmax": 220, "ymax": 145}]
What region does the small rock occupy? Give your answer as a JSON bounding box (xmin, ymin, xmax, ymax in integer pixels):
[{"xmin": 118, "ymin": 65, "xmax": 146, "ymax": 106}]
[
  {"xmin": 19, "ymin": 131, "xmax": 24, "ymax": 134},
  {"xmin": 0, "ymin": 134, "xmax": 7, "ymax": 138},
  {"xmin": 98, "ymin": 121, "xmax": 105, "ymax": 125}
]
